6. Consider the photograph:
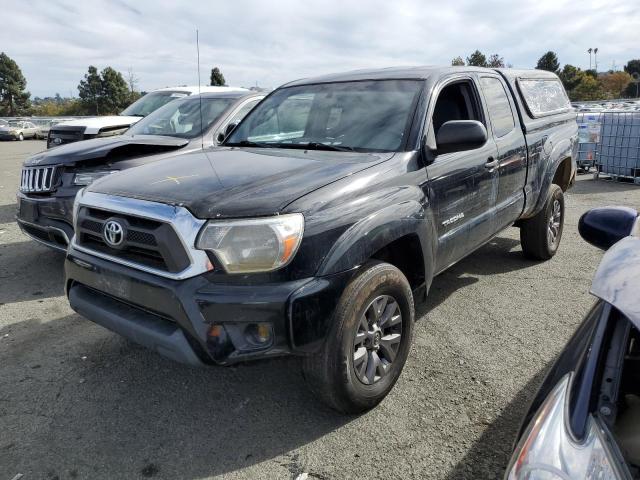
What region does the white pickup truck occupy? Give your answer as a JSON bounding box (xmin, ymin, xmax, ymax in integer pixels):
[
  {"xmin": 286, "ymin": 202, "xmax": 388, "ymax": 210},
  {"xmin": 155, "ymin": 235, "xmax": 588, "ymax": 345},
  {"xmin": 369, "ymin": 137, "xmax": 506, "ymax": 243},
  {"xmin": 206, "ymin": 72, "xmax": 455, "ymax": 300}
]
[{"xmin": 46, "ymin": 85, "xmax": 247, "ymax": 148}]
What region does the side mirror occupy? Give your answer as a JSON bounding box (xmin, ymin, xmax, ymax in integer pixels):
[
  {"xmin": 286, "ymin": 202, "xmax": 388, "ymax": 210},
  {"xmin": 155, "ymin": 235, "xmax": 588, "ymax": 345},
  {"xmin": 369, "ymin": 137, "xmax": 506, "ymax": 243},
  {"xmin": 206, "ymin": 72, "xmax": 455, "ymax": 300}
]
[
  {"xmin": 578, "ymin": 206, "xmax": 638, "ymax": 250},
  {"xmin": 435, "ymin": 120, "xmax": 487, "ymax": 154},
  {"xmin": 217, "ymin": 122, "xmax": 237, "ymax": 144}
]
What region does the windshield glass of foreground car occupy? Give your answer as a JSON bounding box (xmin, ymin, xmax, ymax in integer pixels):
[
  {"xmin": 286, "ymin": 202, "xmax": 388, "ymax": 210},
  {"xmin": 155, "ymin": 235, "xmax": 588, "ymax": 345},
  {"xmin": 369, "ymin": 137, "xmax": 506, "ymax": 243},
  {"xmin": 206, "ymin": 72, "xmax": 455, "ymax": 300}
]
[
  {"xmin": 226, "ymin": 80, "xmax": 423, "ymax": 152},
  {"xmin": 121, "ymin": 91, "xmax": 190, "ymax": 117},
  {"xmin": 126, "ymin": 96, "xmax": 235, "ymax": 139}
]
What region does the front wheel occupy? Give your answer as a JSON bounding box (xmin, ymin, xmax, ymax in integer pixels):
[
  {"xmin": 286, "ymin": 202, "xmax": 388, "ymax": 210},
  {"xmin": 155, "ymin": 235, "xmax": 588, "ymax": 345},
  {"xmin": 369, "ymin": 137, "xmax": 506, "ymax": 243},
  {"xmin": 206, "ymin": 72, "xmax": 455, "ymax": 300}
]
[
  {"xmin": 302, "ymin": 261, "xmax": 414, "ymax": 413},
  {"xmin": 520, "ymin": 184, "xmax": 565, "ymax": 260},
  {"xmin": 18, "ymin": 133, "xmax": 24, "ymax": 141}
]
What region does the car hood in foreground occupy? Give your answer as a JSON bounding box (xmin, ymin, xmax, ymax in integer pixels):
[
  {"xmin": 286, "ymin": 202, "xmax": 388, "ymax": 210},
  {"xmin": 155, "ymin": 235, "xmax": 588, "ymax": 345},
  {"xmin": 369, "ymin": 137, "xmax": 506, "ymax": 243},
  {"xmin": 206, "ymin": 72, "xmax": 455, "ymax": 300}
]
[
  {"xmin": 591, "ymin": 235, "xmax": 640, "ymax": 328},
  {"xmin": 88, "ymin": 147, "xmax": 395, "ymax": 218},
  {"xmin": 24, "ymin": 135, "xmax": 190, "ymax": 167}
]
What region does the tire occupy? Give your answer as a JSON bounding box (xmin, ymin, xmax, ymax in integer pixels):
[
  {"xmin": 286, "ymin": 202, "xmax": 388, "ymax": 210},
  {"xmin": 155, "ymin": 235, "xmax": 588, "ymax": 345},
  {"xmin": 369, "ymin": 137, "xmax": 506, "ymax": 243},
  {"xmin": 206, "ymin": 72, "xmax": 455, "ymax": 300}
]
[
  {"xmin": 18, "ymin": 133, "xmax": 24, "ymax": 141},
  {"xmin": 302, "ymin": 261, "xmax": 415, "ymax": 413},
  {"xmin": 520, "ymin": 184, "xmax": 564, "ymax": 260}
]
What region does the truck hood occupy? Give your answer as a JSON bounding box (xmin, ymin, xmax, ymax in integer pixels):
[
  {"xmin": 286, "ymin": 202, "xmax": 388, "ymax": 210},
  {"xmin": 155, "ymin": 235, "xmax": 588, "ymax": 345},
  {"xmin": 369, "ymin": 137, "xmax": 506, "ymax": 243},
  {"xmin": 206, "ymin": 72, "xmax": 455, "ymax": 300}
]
[
  {"xmin": 24, "ymin": 135, "xmax": 190, "ymax": 167},
  {"xmin": 88, "ymin": 147, "xmax": 395, "ymax": 218},
  {"xmin": 55, "ymin": 116, "xmax": 142, "ymax": 134}
]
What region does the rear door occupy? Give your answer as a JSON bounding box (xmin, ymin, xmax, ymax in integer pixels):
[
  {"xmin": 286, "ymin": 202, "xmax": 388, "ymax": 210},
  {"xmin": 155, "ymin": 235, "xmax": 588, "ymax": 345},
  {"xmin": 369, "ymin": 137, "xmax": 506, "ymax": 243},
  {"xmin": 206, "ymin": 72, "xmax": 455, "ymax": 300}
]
[
  {"xmin": 425, "ymin": 75, "xmax": 500, "ymax": 273},
  {"xmin": 479, "ymin": 75, "xmax": 527, "ymax": 230}
]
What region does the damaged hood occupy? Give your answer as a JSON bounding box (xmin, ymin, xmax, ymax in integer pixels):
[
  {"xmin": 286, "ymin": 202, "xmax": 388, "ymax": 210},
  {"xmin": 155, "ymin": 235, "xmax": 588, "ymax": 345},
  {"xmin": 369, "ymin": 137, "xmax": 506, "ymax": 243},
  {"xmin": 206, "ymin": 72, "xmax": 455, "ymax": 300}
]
[
  {"xmin": 88, "ymin": 147, "xmax": 395, "ymax": 218},
  {"xmin": 24, "ymin": 135, "xmax": 190, "ymax": 167}
]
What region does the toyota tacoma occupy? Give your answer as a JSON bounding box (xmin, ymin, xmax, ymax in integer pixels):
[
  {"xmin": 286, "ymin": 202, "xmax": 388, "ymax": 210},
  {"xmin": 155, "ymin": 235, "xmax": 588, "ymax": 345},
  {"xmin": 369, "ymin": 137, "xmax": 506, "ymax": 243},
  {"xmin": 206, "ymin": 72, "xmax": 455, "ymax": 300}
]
[{"xmin": 64, "ymin": 66, "xmax": 577, "ymax": 413}]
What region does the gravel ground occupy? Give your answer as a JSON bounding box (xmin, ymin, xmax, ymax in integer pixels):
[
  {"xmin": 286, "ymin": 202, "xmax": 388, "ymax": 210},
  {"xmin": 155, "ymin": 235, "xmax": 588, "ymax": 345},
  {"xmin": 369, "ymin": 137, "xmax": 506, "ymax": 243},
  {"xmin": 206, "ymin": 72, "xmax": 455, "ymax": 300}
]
[{"xmin": 1, "ymin": 140, "xmax": 639, "ymax": 480}]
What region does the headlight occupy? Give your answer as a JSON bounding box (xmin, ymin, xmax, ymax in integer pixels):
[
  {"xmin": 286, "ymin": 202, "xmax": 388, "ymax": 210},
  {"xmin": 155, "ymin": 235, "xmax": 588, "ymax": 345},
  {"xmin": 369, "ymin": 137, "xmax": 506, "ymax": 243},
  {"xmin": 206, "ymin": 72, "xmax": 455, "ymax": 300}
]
[
  {"xmin": 73, "ymin": 171, "xmax": 117, "ymax": 186},
  {"xmin": 506, "ymin": 375, "xmax": 623, "ymax": 480},
  {"xmin": 196, "ymin": 214, "xmax": 304, "ymax": 273},
  {"xmin": 72, "ymin": 188, "xmax": 86, "ymax": 228}
]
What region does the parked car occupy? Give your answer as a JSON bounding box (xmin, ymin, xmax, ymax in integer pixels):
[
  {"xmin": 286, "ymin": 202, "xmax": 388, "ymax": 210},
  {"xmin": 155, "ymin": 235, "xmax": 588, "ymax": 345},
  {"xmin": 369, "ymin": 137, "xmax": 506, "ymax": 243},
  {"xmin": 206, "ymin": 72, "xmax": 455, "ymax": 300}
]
[
  {"xmin": 64, "ymin": 66, "xmax": 577, "ymax": 413},
  {"xmin": 0, "ymin": 119, "xmax": 8, "ymax": 127},
  {"xmin": 0, "ymin": 120, "xmax": 39, "ymax": 141},
  {"xmin": 505, "ymin": 206, "xmax": 640, "ymax": 479},
  {"xmin": 46, "ymin": 85, "xmax": 248, "ymax": 148},
  {"xmin": 16, "ymin": 91, "xmax": 263, "ymax": 251}
]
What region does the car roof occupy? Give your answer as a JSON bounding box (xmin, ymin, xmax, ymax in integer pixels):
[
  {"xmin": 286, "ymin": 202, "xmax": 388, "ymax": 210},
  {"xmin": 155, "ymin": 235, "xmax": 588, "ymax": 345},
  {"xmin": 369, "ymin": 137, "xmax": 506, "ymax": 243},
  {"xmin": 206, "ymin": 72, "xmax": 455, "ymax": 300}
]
[
  {"xmin": 282, "ymin": 65, "xmax": 563, "ymax": 87},
  {"xmin": 151, "ymin": 85, "xmax": 249, "ymax": 94},
  {"xmin": 283, "ymin": 65, "xmax": 504, "ymax": 87},
  {"xmin": 189, "ymin": 91, "xmax": 263, "ymax": 100}
]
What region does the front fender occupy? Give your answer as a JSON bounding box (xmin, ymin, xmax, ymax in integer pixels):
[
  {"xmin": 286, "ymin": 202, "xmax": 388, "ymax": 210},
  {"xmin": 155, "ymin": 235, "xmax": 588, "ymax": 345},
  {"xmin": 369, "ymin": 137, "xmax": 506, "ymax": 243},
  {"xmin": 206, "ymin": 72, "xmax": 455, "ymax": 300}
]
[{"xmin": 316, "ymin": 199, "xmax": 435, "ymax": 286}]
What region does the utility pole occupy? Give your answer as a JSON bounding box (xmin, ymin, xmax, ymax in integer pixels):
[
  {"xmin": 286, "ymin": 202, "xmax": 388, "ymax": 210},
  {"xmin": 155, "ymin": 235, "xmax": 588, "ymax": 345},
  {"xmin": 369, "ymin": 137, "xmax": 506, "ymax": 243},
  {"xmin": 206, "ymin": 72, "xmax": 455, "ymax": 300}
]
[
  {"xmin": 594, "ymin": 47, "xmax": 599, "ymax": 72},
  {"xmin": 588, "ymin": 48, "xmax": 592, "ymax": 70}
]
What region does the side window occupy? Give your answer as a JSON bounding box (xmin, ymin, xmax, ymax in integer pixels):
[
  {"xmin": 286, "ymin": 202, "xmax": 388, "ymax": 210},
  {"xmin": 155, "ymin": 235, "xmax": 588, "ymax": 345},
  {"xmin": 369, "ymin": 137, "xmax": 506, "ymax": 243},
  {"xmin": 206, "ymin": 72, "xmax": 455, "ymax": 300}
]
[
  {"xmin": 229, "ymin": 98, "xmax": 261, "ymax": 126},
  {"xmin": 518, "ymin": 78, "xmax": 570, "ymax": 117},
  {"xmin": 480, "ymin": 77, "xmax": 515, "ymax": 138},
  {"xmin": 431, "ymin": 80, "xmax": 483, "ymax": 144}
]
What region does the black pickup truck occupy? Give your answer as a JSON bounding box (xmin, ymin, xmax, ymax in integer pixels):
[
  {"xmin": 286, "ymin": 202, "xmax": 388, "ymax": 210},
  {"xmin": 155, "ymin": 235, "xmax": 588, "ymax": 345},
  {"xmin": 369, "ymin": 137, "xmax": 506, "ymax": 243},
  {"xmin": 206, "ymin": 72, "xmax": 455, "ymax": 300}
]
[{"xmin": 64, "ymin": 66, "xmax": 577, "ymax": 413}]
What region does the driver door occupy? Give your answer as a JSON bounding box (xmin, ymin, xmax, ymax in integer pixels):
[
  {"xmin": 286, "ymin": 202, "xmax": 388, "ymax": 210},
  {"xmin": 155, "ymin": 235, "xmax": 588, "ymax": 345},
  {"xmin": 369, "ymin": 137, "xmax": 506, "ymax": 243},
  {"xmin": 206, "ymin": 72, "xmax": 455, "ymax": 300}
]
[{"xmin": 425, "ymin": 75, "xmax": 499, "ymax": 273}]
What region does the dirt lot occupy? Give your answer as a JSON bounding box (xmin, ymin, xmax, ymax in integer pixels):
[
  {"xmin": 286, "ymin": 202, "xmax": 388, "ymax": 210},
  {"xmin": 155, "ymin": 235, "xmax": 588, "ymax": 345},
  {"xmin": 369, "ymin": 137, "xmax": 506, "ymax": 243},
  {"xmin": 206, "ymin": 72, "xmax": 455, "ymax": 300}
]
[{"xmin": 1, "ymin": 140, "xmax": 639, "ymax": 480}]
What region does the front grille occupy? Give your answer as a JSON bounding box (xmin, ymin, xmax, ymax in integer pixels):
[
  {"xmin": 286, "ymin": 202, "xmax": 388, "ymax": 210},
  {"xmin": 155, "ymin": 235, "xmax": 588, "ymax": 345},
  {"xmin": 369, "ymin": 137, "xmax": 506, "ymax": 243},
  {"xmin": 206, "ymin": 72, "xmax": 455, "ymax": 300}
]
[
  {"xmin": 20, "ymin": 166, "xmax": 59, "ymax": 193},
  {"xmin": 76, "ymin": 207, "xmax": 191, "ymax": 273}
]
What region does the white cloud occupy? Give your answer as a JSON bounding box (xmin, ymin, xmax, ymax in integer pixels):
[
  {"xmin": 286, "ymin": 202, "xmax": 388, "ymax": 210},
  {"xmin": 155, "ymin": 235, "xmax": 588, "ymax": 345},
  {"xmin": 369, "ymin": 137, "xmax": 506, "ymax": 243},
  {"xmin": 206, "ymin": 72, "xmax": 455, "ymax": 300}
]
[{"xmin": 1, "ymin": 0, "xmax": 639, "ymax": 97}]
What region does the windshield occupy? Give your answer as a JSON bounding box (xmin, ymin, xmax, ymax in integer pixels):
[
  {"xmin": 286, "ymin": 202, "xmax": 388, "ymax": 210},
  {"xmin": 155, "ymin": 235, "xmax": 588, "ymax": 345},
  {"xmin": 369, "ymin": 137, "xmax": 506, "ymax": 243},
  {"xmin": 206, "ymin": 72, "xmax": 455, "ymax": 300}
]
[
  {"xmin": 8, "ymin": 120, "xmax": 24, "ymax": 127},
  {"xmin": 126, "ymin": 96, "xmax": 236, "ymax": 138},
  {"xmin": 226, "ymin": 80, "xmax": 422, "ymax": 152},
  {"xmin": 121, "ymin": 90, "xmax": 190, "ymax": 117}
]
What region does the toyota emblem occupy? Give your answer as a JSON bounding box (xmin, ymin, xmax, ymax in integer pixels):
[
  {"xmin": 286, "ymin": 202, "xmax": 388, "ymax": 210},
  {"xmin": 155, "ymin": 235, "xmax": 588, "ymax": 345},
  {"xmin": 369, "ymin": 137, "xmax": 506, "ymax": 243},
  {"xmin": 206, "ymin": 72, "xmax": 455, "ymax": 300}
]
[{"xmin": 103, "ymin": 220, "xmax": 125, "ymax": 247}]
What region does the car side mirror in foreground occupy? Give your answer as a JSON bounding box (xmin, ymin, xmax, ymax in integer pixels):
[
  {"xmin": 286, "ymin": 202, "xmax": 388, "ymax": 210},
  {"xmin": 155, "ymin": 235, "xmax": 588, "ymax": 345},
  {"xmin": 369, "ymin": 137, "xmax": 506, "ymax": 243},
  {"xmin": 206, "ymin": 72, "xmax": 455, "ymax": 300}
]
[
  {"xmin": 578, "ymin": 206, "xmax": 638, "ymax": 250},
  {"xmin": 435, "ymin": 120, "xmax": 487, "ymax": 154}
]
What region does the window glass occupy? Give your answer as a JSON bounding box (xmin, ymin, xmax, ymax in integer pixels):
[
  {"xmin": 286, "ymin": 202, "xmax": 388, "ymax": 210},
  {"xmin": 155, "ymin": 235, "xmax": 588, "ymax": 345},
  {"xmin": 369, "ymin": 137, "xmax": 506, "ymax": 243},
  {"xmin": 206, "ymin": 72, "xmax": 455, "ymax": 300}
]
[
  {"xmin": 227, "ymin": 80, "xmax": 422, "ymax": 152},
  {"xmin": 229, "ymin": 98, "xmax": 261, "ymax": 125},
  {"xmin": 480, "ymin": 77, "xmax": 515, "ymax": 137},
  {"xmin": 126, "ymin": 96, "xmax": 235, "ymax": 138},
  {"xmin": 518, "ymin": 79, "xmax": 570, "ymax": 117}
]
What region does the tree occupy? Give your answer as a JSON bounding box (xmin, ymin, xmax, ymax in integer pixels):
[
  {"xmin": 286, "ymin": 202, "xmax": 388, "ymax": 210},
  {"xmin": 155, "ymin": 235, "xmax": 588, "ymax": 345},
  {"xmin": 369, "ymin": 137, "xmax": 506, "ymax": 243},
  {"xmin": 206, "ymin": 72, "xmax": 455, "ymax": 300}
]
[
  {"xmin": 0, "ymin": 52, "xmax": 31, "ymax": 116},
  {"xmin": 559, "ymin": 64, "xmax": 582, "ymax": 92},
  {"xmin": 77, "ymin": 65, "xmax": 131, "ymax": 115},
  {"xmin": 78, "ymin": 66, "xmax": 103, "ymax": 114},
  {"xmin": 451, "ymin": 56, "xmax": 465, "ymax": 66},
  {"xmin": 599, "ymin": 71, "xmax": 632, "ymax": 99},
  {"xmin": 623, "ymin": 59, "xmax": 640, "ymax": 76},
  {"xmin": 535, "ymin": 51, "xmax": 560, "ymax": 74},
  {"xmin": 487, "ymin": 54, "xmax": 505, "ymax": 68},
  {"xmin": 466, "ymin": 50, "xmax": 487, "ymax": 67},
  {"xmin": 210, "ymin": 67, "xmax": 226, "ymax": 86},
  {"xmin": 99, "ymin": 67, "xmax": 129, "ymax": 114},
  {"xmin": 571, "ymin": 73, "xmax": 604, "ymax": 101}
]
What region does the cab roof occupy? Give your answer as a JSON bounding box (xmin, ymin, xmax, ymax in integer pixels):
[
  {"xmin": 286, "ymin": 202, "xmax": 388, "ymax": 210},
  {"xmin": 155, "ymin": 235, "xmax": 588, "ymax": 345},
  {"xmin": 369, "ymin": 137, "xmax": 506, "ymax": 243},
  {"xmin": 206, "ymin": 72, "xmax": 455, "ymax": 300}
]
[{"xmin": 283, "ymin": 65, "xmax": 561, "ymax": 87}]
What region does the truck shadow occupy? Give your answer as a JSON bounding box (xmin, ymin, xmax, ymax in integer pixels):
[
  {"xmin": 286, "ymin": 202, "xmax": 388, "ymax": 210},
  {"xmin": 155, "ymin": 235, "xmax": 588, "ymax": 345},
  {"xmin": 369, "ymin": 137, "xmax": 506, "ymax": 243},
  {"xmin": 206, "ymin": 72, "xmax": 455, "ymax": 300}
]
[
  {"xmin": 0, "ymin": 314, "xmax": 352, "ymax": 479},
  {"xmin": 444, "ymin": 365, "xmax": 550, "ymax": 479},
  {"xmin": 0, "ymin": 240, "xmax": 65, "ymax": 304},
  {"xmin": 420, "ymin": 235, "xmax": 536, "ymax": 317}
]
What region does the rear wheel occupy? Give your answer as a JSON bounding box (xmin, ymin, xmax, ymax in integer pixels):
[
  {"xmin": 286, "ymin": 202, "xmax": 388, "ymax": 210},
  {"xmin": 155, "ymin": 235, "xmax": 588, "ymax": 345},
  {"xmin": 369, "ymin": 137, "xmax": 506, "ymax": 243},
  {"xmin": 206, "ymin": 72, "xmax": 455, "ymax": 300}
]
[
  {"xmin": 302, "ymin": 261, "xmax": 414, "ymax": 413},
  {"xmin": 520, "ymin": 184, "xmax": 564, "ymax": 260}
]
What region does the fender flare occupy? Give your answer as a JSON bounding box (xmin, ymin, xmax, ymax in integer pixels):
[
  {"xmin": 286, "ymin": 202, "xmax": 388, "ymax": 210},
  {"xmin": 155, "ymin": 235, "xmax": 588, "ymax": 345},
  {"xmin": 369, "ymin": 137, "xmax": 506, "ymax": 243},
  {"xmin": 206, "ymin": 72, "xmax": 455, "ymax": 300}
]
[
  {"xmin": 316, "ymin": 199, "xmax": 435, "ymax": 288},
  {"xmin": 530, "ymin": 137, "xmax": 575, "ymax": 217}
]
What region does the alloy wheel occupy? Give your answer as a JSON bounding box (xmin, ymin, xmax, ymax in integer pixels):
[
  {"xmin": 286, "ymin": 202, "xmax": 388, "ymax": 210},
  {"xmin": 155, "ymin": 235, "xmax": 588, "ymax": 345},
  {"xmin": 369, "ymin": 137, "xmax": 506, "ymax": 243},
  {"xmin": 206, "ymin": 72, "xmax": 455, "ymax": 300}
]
[
  {"xmin": 547, "ymin": 199, "xmax": 562, "ymax": 247},
  {"xmin": 352, "ymin": 294, "xmax": 402, "ymax": 385}
]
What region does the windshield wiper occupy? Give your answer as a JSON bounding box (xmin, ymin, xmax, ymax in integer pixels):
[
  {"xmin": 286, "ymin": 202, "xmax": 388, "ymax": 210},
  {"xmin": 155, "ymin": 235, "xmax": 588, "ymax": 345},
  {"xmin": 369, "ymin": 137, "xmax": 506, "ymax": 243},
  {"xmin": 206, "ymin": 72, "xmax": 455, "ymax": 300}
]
[
  {"xmin": 277, "ymin": 142, "xmax": 356, "ymax": 152},
  {"xmin": 225, "ymin": 140, "xmax": 277, "ymax": 148}
]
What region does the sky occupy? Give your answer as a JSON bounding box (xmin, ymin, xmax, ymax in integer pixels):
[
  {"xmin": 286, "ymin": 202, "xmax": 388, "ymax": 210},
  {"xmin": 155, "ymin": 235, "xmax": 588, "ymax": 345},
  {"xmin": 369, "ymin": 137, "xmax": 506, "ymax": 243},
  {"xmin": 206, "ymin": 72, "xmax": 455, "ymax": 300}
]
[{"xmin": 2, "ymin": 0, "xmax": 639, "ymax": 98}]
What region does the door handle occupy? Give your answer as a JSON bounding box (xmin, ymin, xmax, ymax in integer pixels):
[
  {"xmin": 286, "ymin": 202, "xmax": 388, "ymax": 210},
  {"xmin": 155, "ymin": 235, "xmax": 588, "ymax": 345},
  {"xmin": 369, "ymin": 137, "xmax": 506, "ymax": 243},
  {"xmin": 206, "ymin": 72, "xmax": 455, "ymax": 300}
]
[{"xmin": 485, "ymin": 157, "xmax": 499, "ymax": 169}]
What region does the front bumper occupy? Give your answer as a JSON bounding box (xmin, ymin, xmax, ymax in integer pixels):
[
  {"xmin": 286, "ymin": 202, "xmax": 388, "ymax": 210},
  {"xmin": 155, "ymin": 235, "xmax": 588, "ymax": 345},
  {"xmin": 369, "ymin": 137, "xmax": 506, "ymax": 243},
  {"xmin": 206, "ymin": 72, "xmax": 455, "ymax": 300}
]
[
  {"xmin": 0, "ymin": 133, "xmax": 19, "ymax": 140},
  {"xmin": 16, "ymin": 192, "xmax": 75, "ymax": 251},
  {"xmin": 65, "ymin": 246, "xmax": 353, "ymax": 366}
]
